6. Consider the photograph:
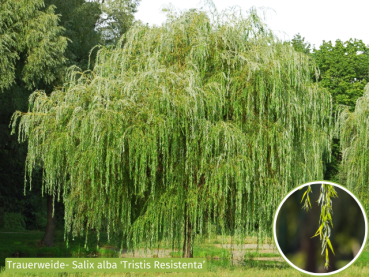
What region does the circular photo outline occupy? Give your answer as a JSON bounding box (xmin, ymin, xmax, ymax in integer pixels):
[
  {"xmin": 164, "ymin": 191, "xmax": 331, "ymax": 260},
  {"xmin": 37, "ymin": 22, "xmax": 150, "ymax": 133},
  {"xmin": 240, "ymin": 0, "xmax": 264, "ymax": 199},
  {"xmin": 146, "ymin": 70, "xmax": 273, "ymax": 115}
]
[{"xmin": 273, "ymin": 180, "xmax": 368, "ymax": 276}]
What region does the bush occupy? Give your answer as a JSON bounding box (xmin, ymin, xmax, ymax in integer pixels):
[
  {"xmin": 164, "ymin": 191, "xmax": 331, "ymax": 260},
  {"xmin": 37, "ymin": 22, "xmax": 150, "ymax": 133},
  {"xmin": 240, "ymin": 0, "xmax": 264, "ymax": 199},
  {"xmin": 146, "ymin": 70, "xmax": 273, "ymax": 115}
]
[
  {"xmin": 2, "ymin": 212, "xmax": 26, "ymax": 231},
  {"xmin": 0, "ymin": 208, "xmax": 4, "ymax": 228},
  {"xmin": 35, "ymin": 211, "xmax": 47, "ymax": 229}
]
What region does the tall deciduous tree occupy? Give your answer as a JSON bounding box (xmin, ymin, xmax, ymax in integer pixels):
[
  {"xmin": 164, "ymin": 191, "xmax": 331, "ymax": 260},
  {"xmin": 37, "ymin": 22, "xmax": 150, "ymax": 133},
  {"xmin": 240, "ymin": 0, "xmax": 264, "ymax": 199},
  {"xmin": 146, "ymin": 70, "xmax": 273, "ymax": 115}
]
[
  {"xmin": 44, "ymin": 0, "xmax": 102, "ymax": 70},
  {"xmin": 0, "ymin": 0, "xmax": 67, "ymax": 247},
  {"xmin": 97, "ymin": 0, "xmax": 141, "ymax": 45},
  {"xmin": 312, "ymin": 39, "xmax": 369, "ymax": 181},
  {"xmin": 12, "ymin": 6, "xmax": 332, "ymax": 256},
  {"xmin": 313, "ymin": 39, "xmax": 369, "ymax": 109},
  {"xmin": 0, "ymin": 0, "xmax": 67, "ymax": 91},
  {"xmin": 291, "ymin": 33, "xmax": 311, "ymax": 55}
]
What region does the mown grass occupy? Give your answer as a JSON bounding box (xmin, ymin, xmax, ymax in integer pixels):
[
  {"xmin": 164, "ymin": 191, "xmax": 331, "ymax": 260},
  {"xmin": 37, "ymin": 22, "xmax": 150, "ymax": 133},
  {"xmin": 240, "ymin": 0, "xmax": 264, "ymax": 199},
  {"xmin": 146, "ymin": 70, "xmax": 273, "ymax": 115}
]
[
  {"xmin": 170, "ymin": 245, "xmax": 231, "ymax": 259},
  {"xmin": 2, "ymin": 266, "xmax": 369, "ymax": 277},
  {"xmin": 0, "ymin": 231, "xmax": 368, "ymax": 276},
  {"xmin": 0, "ymin": 232, "xmax": 277, "ymax": 266},
  {"xmin": 0, "ymin": 230, "xmax": 120, "ymax": 268},
  {"xmin": 355, "ymin": 251, "xmax": 369, "ymax": 267}
]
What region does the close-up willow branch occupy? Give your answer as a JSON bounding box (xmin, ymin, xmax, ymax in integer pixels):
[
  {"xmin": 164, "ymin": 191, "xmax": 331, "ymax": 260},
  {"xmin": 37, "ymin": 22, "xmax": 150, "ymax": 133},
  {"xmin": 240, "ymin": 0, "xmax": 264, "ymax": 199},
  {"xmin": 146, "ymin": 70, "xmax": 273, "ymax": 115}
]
[
  {"xmin": 301, "ymin": 184, "xmax": 338, "ymax": 269},
  {"xmin": 11, "ymin": 3, "xmax": 333, "ymax": 256}
]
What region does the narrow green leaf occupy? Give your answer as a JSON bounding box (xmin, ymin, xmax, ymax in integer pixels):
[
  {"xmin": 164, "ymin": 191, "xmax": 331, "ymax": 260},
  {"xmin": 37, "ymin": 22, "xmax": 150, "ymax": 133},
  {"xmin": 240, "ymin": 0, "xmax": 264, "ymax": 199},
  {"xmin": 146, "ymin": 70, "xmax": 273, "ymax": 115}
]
[
  {"xmin": 301, "ymin": 190, "xmax": 308, "ymax": 203},
  {"xmin": 327, "ymin": 239, "xmax": 335, "ymax": 255}
]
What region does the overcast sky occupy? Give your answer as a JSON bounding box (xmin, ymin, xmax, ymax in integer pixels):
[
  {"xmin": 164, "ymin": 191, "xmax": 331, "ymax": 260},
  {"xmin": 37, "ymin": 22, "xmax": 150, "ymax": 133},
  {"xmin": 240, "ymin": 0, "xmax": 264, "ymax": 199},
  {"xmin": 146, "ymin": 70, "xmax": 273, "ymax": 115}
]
[{"xmin": 135, "ymin": 0, "xmax": 369, "ymax": 49}]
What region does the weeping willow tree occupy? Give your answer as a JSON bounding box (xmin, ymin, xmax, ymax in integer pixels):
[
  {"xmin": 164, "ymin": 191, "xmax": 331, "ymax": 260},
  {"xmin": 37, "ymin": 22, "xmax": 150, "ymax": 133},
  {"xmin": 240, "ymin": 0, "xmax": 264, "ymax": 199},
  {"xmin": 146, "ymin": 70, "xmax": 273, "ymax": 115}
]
[
  {"xmin": 337, "ymin": 83, "xmax": 369, "ymax": 213},
  {"xmin": 11, "ymin": 4, "xmax": 333, "ymax": 257}
]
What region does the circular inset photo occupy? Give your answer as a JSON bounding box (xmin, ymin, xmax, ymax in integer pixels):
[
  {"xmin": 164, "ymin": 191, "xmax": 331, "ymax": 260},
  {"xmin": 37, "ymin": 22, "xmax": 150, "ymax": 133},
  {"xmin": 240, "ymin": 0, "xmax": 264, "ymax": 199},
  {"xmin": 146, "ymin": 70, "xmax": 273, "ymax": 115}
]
[{"xmin": 274, "ymin": 181, "xmax": 368, "ymax": 275}]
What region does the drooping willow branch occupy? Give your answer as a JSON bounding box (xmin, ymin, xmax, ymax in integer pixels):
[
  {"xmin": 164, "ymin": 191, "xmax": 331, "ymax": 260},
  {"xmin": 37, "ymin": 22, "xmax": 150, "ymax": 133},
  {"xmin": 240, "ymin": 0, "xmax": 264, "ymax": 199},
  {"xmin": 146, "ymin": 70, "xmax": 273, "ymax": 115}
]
[
  {"xmin": 301, "ymin": 185, "xmax": 312, "ymax": 211},
  {"xmin": 337, "ymin": 83, "xmax": 369, "ymax": 217},
  {"xmin": 301, "ymin": 184, "xmax": 338, "ymax": 269}
]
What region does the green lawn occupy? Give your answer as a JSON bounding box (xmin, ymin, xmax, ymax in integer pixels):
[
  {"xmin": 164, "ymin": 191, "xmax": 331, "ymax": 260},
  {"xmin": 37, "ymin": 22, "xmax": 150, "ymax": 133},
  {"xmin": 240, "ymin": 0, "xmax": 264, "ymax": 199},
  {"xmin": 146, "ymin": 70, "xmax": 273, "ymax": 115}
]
[
  {"xmin": 0, "ymin": 231, "xmax": 368, "ymax": 276},
  {"xmin": 2, "ymin": 266, "xmax": 369, "ymax": 277},
  {"xmin": 0, "ymin": 230, "xmax": 120, "ymax": 268}
]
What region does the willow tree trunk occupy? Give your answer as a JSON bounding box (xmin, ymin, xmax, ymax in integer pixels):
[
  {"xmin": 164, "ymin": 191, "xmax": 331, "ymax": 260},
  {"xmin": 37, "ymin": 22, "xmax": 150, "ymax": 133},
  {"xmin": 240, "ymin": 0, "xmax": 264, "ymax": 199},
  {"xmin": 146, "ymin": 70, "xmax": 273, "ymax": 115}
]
[
  {"xmin": 182, "ymin": 204, "xmax": 193, "ymax": 258},
  {"xmin": 41, "ymin": 194, "xmax": 55, "ymax": 247}
]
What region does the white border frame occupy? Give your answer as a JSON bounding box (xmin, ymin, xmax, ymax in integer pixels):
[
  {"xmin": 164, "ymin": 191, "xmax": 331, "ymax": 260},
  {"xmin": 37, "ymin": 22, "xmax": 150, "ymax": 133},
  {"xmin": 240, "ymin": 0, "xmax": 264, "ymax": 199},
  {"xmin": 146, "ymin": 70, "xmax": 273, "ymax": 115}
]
[{"xmin": 273, "ymin": 181, "xmax": 368, "ymax": 276}]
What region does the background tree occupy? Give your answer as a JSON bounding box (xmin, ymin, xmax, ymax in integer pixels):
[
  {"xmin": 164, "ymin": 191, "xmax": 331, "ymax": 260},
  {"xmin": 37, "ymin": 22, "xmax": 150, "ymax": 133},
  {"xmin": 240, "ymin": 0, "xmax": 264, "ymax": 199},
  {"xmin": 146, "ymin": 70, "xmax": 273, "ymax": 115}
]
[
  {"xmin": 1, "ymin": 0, "xmax": 141, "ymax": 247},
  {"xmin": 289, "ymin": 36, "xmax": 369, "ymax": 110},
  {"xmin": 291, "ymin": 33, "xmax": 311, "ymax": 55},
  {"xmin": 44, "ymin": 0, "xmax": 102, "ymax": 70},
  {"xmin": 0, "ymin": 0, "xmax": 67, "ymax": 91},
  {"xmin": 96, "ymin": 0, "xmax": 141, "ymax": 45},
  {"xmin": 290, "ymin": 35, "xmax": 369, "ymax": 181},
  {"xmin": 313, "ymin": 39, "xmax": 369, "ymax": 181},
  {"xmin": 313, "ymin": 39, "xmax": 369, "ymax": 109},
  {"xmin": 12, "ymin": 6, "xmax": 333, "ymax": 257},
  {"xmin": 0, "ymin": 0, "xmax": 67, "ymax": 245}
]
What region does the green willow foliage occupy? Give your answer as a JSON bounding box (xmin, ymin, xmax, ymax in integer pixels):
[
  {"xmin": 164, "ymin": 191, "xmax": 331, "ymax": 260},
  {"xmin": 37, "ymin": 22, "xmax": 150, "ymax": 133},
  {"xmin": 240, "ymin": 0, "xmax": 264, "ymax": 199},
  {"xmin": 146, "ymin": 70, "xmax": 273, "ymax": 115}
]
[
  {"xmin": 301, "ymin": 184, "xmax": 337, "ymax": 269},
  {"xmin": 0, "ymin": 0, "xmax": 67, "ymax": 90},
  {"xmin": 337, "ymin": 83, "xmax": 369, "ymax": 213},
  {"xmin": 12, "ymin": 5, "xmax": 333, "ymax": 252}
]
